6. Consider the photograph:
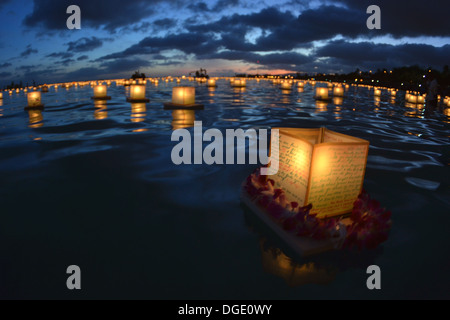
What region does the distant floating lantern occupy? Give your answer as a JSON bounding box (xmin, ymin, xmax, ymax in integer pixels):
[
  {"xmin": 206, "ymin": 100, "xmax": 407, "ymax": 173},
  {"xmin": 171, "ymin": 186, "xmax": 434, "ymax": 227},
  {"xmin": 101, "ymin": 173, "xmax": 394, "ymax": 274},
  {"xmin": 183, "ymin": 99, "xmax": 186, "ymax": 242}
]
[
  {"xmin": 297, "ymin": 82, "xmax": 305, "ymax": 88},
  {"xmin": 164, "ymin": 86, "xmax": 204, "ymax": 110},
  {"xmin": 26, "ymin": 91, "xmax": 44, "ymax": 110},
  {"xmin": 127, "ymin": 85, "xmax": 149, "ymax": 103},
  {"xmin": 333, "ymin": 97, "xmax": 344, "ymax": 106},
  {"xmin": 92, "ymin": 85, "xmax": 111, "ymax": 100},
  {"xmin": 333, "ymin": 86, "xmax": 344, "ymax": 97},
  {"xmin": 314, "ymin": 87, "xmax": 330, "ymax": 101},
  {"xmin": 374, "ymin": 89, "xmax": 381, "ymax": 97},
  {"xmin": 41, "ymin": 85, "xmax": 49, "ymax": 93},
  {"xmin": 0, "ymin": 92, "xmax": 2, "ymax": 99},
  {"xmin": 281, "ymin": 82, "xmax": 292, "ymax": 90},
  {"xmin": 391, "ymin": 90, "xmax": 397, "ymax": 97},
  {"xmin": 207, "ymin": 79, "xmax": 217, "ymax": 87},
  {"xmin": 232, "ymin": 79, "xmax": 246, "ymax": 87}
]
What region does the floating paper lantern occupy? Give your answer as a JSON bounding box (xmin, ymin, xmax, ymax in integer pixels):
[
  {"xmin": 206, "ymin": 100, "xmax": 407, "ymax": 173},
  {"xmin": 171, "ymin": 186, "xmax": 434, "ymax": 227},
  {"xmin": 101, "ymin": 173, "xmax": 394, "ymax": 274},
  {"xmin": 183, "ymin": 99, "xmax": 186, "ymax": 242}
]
[
  {"xmin": 92, "ymin": 85, "xmax": 111, "ymax": 100},
  {"xmin": 391, "ymin": 90, "xmax": 397, "ymax": 97},
  {"xmin": 281, "ymin": 82, "xmax": 292, "ymax": 90},
  {"xmin": 172, "ymin": 87, "xmax": 195, "ymax": 105},
  {"xmin": 127, "ymin": 85, "xmax": 149, "ymax": 102},
  {"xmin": 314, "ymin": 87, "xmax": 329, "ymax": 101},
  {"xmin": 0, "ymin": 92, "xmax": 2, "ymax": 99},
  {"xmin": 417, "ymin": 95, "xmax": 425, "ymax": 104},
  {"xmin": 333, "ymin": 86, "xmax": 344, "ymax": 97},
  {"xmin": 207, "ymin": 79, "xmax": 217, "ymax": 87},
  {"xmin": 232, "ymin": 79, "xmax": 246, "ymax": 87},
  {"xmin": 374, "ymin": 89, "xmax": 381, "ymax": 96},
  {"xmin": 164, "ymin": 87, "xmax": 204, "ymax": 110},
  {"xmin": 297, "ymin": 82, "xmax": 305, "ymax": 88},
  {"xmin": 26, "ymin": 91, "xmax": 44, "ymax": 109}
]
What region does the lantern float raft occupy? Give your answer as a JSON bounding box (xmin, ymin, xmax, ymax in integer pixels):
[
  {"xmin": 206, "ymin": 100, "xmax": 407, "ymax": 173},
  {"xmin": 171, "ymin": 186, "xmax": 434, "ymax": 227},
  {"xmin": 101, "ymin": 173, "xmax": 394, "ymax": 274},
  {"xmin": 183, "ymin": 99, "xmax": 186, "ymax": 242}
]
[{"xmin": 164, "ymin": 87, "xmax": 204, "ymax": 110}]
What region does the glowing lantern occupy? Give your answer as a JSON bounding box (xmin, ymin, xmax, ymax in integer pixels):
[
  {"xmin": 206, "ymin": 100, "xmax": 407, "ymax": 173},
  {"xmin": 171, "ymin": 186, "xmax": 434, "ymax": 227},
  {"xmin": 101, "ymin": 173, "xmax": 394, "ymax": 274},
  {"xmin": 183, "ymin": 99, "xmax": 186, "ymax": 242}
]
[
  {"xmin": 164, "ymin": 87, "xmax": 204, "ymax": 110},
  {"xmin": 127, "ymin": 85, "xmax": 149, "ymax": 102},
  {"xmin": 281, "ymin": 82, "xmax": 292, "ymax": 90},
  {"xmin": 374, "ymin": 89, "xmax": 381, "ymax": 96},
  {"xmin": 232, "ymin": 79, "xmax": 246, "ymax": 87},
  {"xmin": 297, "ymin": 82, "xmax": 305, "ymax": 88},
  {"xmin": 172, "ymin": 87, "xmax": 196, "ymax": 105},
  {"xmin": 314, "ymin": 87, "xmax": 329, "ymax": 101},
  {"xmin": 92, "ymin": 85, "xmax": 111, "ymax": 100},
  {"xmin": 0, "ymin": 92, "xmax": 2, "ymax": 99},
  {"xmin": 26, "ymin": 91, "xmax": 44, "ymax": 109},
  {"xmin": 266, "ymin": 127, "xmax": 369, "ymax": 218},
  {"xmin": 333, "ymin": 86, "xmax": 344, "ymax": 97},
  {"xmin": 207, "ymin": 79, "xmax": 217, "ymax": 87}
]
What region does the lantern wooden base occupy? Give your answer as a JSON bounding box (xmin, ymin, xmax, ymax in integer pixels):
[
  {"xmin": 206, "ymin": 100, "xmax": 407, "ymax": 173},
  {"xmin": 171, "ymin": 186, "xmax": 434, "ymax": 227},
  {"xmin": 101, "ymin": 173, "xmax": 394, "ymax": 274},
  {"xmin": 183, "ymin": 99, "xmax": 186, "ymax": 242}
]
[
  {"xmin": 241, "ymin": 185, "xmax": 349, "ymax": 257},
  {"xmin": 127, "ymin": 98, "xmax": 150, "ymax": 103},
  {"xmin": 25, "ymin": 105, "xmax": 44, "ymax": 111},
  {"xmin": 91, "ymin": 96, "xmax": 112, "ymax": 101},
  {"xmin": 314, "ymin": 97, "xmax": 332, "ymax": 102},
  {"xmin": 163, "ymin": 102, "xmax": 204, "ymax": 110}
]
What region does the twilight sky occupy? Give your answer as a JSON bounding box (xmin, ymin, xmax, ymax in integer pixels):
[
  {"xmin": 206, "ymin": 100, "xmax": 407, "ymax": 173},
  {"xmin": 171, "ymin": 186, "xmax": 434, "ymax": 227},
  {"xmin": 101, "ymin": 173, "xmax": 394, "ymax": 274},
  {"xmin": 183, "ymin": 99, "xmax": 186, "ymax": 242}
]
[{"xmin": 0, "ymin": 0, "xmax": 449, "ymax": 86}]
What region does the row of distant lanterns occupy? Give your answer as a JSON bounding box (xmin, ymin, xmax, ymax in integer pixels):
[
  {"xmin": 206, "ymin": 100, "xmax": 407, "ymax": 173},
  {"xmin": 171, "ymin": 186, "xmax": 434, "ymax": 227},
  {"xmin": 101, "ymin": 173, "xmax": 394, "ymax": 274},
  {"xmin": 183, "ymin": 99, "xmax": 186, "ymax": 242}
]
[{"xmin": 1, "ymin": 76, "xmax": 450, "ymax": 109}]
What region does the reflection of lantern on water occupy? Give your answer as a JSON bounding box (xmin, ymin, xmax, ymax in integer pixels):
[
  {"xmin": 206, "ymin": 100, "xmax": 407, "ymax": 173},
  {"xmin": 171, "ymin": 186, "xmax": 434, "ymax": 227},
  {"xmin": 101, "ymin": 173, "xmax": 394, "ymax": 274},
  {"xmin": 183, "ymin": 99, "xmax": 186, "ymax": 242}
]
[
  {"xmin": 208, "ymin": 86, "xmax": 216, "ymax": 98},
  {"xmin": 171, "ymin": 109, "xmax": 195, "ymax": 130},
  {"xmin": 333, "ymin": 97, "xmax": 343, "ymax": 106},
  {"xmin": 314, "ymin": 87, "xmax": 329, "ymax": 100},
  {"xmin": 374, "ymin": 96, "xmax": 381, "ymax": 107},
  {"xmin": 94, "ymin": 101, "xmax": 108, "ymax": 120},
  {"xmin": 333, "ymin": 86, "xmax": 344, "ymax": 97},
  {"xmin": 28, "ymin": 109, "xmax": 44, "ymax": 128},
  {"xmin": 315, "ymin": 100, "xmax": 328, "ymax": 113},
  {"xmin": 443, "ymin": 108, "xmax": 450, "ymax": 117},
  {"xmin": 131, "ymin": 103, "xmax": 147, "ymax": 123},
  {"xmin": 297, "ymin": 87, "xmax": 304, "ymax": 93},
  {"xmin": 260, "ymin": 243, "xmax": 336, "ymax": 287},
  {"xmin": 27, "ymin": 91, "xmax": 43, "ymax": 108}
]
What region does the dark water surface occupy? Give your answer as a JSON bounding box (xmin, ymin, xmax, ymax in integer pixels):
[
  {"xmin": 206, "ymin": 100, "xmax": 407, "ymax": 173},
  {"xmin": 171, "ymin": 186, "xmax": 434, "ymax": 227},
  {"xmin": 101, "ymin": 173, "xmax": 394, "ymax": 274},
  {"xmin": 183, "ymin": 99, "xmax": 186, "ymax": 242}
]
[{"xmin": 0, "ymin": 80, "xmax": 449, "ymax": 299}]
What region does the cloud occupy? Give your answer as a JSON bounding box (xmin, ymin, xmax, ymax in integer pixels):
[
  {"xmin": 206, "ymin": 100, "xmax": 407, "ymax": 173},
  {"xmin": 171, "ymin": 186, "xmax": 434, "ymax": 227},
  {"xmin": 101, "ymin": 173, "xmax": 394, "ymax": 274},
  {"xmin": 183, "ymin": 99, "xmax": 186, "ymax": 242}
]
[
  {"xmin": 335, "ymin": 0, "xmax": 450, "ymax": 38},
  {"xmin": 77, "ymin": 55, "xmax": 89, "ymax": 61},
  {"xmin": 66, "ymin": 37, "xmax": 106, "ymax": 53},
  {"xmin": 0, "ymin": 0, "xmax": 12, "ymax": 11},
  {"xmin": 0, "ymin": 62, "xmax": 11, "ymax": 68},
  {"xmin": 46, "ymin": 52, "xmax": 74, "ymax": 59},
  {"xmin": 316, "ymin": 40, "xmax": 450, "ymax": 70},
  {"xmin": 0, "ymin": 72, "xmax": 12, "ymax": 78},
  {"xmin": 22, "ymin": 0, "xmax": 183, "ymax": 31},
  {"xmin": 21, "ymin": 45, "xmax": 38, "ymax": 57}
]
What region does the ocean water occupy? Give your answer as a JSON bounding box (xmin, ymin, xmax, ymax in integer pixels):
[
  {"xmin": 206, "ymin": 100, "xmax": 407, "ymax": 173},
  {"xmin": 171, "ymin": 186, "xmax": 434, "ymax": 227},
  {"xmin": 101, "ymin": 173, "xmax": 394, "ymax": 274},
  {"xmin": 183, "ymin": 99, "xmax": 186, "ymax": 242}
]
[{"xmin": 0, "ymin": 80, "xmax": 449, "ymax": 299}]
